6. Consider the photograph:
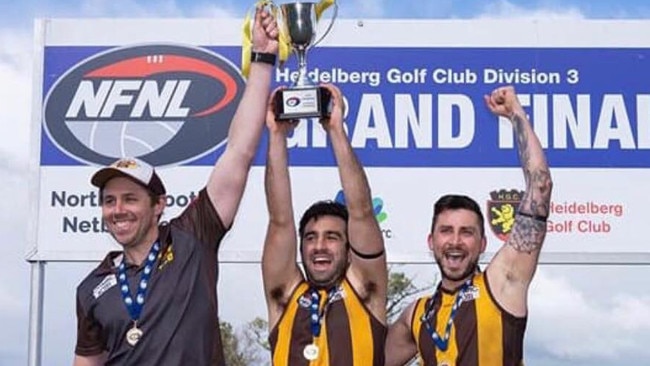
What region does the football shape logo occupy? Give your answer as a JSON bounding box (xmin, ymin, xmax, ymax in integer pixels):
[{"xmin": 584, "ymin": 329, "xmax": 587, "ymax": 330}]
[
  {"xmin": 285, "ymin": 96, "xmax": 301, "ymax": 107},
  {"xmin": 43, "ymin": 44, "xmax": 245, "ymax": 166}
]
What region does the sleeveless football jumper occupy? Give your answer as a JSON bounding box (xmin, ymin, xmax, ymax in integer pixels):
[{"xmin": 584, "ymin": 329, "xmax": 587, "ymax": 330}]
[
  {"xmin": 270, "ymin": 278, "xmax": 386, "ymax": 365},
  {"xmin": 411, "ymin": 272, "xmax": 527, "ymax": 366}
]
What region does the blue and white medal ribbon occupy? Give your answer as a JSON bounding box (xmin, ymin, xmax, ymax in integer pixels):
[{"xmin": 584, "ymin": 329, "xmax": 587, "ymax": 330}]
[
  {"xmin": 421, "ymin": 280, "xmax": 471, "ymax": 351},
  {"xmin": 305, "ymin": 286, "xmax": 338, "ymax": 360},
  {"xmin": 117, "ymin": 241, "xmax": 160, "ymax": 346}
]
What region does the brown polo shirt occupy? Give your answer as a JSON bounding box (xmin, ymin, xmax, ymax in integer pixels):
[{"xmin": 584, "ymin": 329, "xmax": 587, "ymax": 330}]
[{"xmin": 75, "ymin": 189, "xmax": 228, "ymax": 365}]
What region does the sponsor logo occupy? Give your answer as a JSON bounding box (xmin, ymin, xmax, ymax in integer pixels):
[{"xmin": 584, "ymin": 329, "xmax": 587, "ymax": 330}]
[
  {"xmin": 487, "ymin": 189, "xmax": 524, "ymax": 242},
  {"xmin": 43, "ymin": 44, "xmax": 245, "ymax": 167},
  {"xmin": 372, "ymin": 197, "xmax": 388, "ymax": 224},
  {"xmin": 460, "ymin": 285, "xmax": 480, "ymax": 303},
  {"xmin": 334, "ymin": 190, "xmax": 392, "ymax": 239},
  {"xmin": 93, "ymin": 274, "xmax": 117, "ymax": 299},
  {"xmin": 334, "ymin": 190, "xmax": 388, "ymax": 223},
  {"xmin": 334, "ymin": 190, "xmax": 394, "ymax": 240}
]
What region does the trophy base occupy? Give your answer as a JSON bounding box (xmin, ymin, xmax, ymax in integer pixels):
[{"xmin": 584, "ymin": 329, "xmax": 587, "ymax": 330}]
[{"xmin": 274, "ymin": 86, "xmax": 332, "ymax": 121}]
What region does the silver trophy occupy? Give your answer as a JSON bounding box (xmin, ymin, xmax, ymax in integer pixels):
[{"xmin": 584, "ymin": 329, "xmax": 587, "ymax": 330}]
[{"xmin": 274, "ymin": 1, "xmax": 337, "ymax": 120}]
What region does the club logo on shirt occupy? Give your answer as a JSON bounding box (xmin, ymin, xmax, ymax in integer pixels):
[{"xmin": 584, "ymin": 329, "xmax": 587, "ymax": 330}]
[
  {"xmin": 329, "ymin": 286, "xmax": 345, "ymax": 303},
  {"xmin": 158, "ymin": 244, "xmax": 174, "ymax": 270},
  {"xmin": 298, "ymin": 285, "xmax": 345, "ymax": 308},
  {"xmin": 460, "ymin": 285, "xmax": 480, "ymax": 303},
  {"xmin": 93, "ymin": 274, "xmax": 117, "ymax": 299},
  {"xmin": 298, "ymin": 295, "xmax": 312, "ymax": 308}
]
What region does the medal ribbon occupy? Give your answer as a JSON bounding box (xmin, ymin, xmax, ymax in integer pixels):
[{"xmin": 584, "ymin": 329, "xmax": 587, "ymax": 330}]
[
  {"xmin": 117, "ymin": 241, "xmax": 161, "ymax": 325},
  {"xmin": 308, "ymin": 286, "xmax": 339, "ymax": 338},
  {"xmin": 421, "ymin": 280, "xmax": 471, "ymax": 351}
]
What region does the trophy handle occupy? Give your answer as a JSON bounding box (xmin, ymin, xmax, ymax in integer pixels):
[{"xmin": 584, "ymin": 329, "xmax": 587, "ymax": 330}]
[{"xmin": 312, "ymin": 1, "xmax": 338, "ymax": 47}]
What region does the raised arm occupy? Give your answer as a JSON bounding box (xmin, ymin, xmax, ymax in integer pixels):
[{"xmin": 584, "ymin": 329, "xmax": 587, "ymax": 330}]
[
  {"xmin": 206, "ymin": 6, "xmax": 278, "ymax": 228},
  {"xmin": 320, "ymin": 84, "xmax": 387, "ymax": 322},
  {"xmin": 262, "ymin": 88, "xmax": 304, "ymax": 328},
  {"xmin": 484, "ymin": 86, "xmax": 553, "ymax": 316}
]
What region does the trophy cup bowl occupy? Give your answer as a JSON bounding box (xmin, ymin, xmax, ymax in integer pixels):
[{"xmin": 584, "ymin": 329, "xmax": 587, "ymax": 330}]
[
  {"xmin": 281, "ymin": 2, "xmax": 317, "ymax": 88},
  {"xmin": 274, "ymin": 1, "xmax": 337, "ymax": 121}
]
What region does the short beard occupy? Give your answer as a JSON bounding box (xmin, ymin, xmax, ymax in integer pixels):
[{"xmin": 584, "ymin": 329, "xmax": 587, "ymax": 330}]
[
  {"xmin": 435, "ymin": 254, "xmax": 479, "ymax": 283},
  {"xmin": 304, "ymin": 259, "xmax": 349, "ymax": 289}
]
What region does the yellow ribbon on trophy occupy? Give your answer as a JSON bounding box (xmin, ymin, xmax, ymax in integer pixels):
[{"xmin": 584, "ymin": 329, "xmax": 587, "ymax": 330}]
[
  {"xmin": 240, "ymin": 0, "xmax": 335, "ymax": 78},
  {"xmin": 313, "ymin": 0, "xmax": 335, "ymax": 20}
]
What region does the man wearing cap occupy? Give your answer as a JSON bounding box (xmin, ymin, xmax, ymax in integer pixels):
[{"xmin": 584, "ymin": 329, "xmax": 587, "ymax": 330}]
[{"xmin": 72, "ymin": 7, "xmax": 278, "ymax": 366}]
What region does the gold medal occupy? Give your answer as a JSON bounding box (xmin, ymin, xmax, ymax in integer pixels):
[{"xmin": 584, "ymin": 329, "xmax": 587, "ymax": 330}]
[
  {"xmin": 126, "ymin": 325, "xmax": 143, "ymax": 346},
  {"xmin": 303, "ymin": 344, "xmax": 319, "ymax": 360}
]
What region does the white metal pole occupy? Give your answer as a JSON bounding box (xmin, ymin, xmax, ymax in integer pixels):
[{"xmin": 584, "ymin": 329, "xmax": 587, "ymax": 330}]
[{"xmin": 28, "ymin": 261, "xmax": 44, "ymax": 366}]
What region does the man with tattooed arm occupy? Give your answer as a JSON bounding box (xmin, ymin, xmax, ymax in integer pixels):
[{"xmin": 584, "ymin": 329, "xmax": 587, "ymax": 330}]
[{"xmin": 385, "ymin": 85, "xmax": 553, "ymax": 366}]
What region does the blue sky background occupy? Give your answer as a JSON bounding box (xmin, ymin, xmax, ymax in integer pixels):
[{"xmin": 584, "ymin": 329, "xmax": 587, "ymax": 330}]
[{"xmin": 1, "ymin": 1, "xmax": 650, "ymax": 365}]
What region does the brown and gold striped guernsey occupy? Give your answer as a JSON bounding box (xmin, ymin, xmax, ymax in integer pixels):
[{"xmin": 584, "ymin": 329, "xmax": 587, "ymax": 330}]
[
  {"xmin": 269, "ymin": 278, "xmax": 386, "ymax": 365},
  {"xmin": 411, "ymin": 272, "xmax": 527, "ymax": 366}
]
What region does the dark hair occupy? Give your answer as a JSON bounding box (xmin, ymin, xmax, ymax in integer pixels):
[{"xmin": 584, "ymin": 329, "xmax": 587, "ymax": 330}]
[
  {"xmin": 431, "ymin": 194, "xmax": 485, "ymax": 237},
  {"xmin": 298, "ymin": 200, "xmax": 349, "ymax": 239}
]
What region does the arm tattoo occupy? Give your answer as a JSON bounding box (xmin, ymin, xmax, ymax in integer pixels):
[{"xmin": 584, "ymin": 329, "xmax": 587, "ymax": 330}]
[
  {"xmin": 508, "ymin": 210, "xmax": 547, "ymax": 254},
  {"xmin": 526, "ymin": 169, "xmax": 552, "ymax": 215},
  {"xmin": 512, "ymin": 113, "xmax": 552, "ymax": 218},
  {"xmin": 512, "ymin": 114, "xmax": 530, "ymax": 169},
  {"xmin": 508, "ymin": 112, "xmax": 552, "ymax": 254}
]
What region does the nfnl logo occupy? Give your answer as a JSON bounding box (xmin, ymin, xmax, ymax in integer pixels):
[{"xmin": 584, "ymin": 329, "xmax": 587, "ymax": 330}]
[
  {"xmin": 285, "ymin": 97, "xmax": 300, "ymax": 107},
  {"xmin": 43, "ymin": 45, "xmax": 245, "ymax": 166}
]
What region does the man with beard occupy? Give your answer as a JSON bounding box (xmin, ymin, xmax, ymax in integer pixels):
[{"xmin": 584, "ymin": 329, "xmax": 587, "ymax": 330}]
[
  {"xmin": 262, "ymin": 83, "xmax": 387, "ymax": 365},
  {"xmin": 72, "ymin": 7, "xmax": 278, "ymax": 366},
  {"xmin": 385, "ymin": 85, "xmax": 553, "ymax": 366}
]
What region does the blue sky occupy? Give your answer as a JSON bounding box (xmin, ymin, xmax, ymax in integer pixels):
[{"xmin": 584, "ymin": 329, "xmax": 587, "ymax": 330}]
[
  {"xmin": 1, "ymin": 1, "xmax": 650, "ymax": 365},
  {"xmin": 2, "ymin": 0, "xmax": 650, "ymax": 29}
]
